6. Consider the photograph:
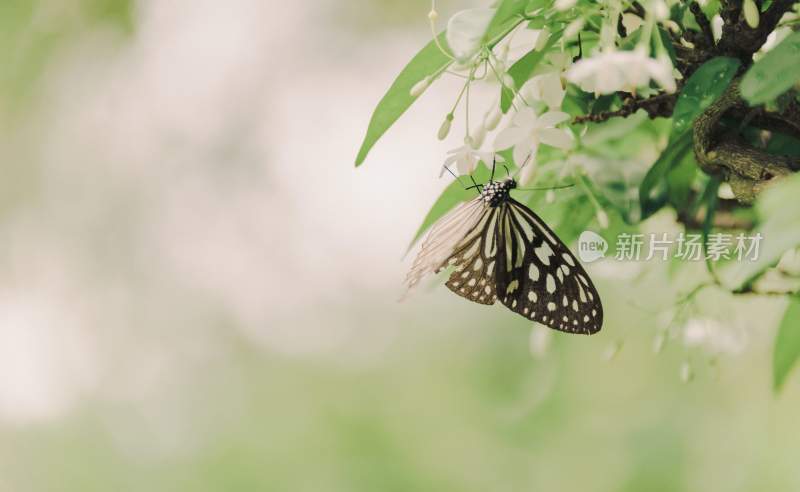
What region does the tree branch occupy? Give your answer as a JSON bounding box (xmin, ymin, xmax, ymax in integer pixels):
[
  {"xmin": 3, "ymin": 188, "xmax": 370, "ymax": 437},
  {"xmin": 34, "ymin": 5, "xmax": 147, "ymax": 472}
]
[
  {"xmin": 689, "ymin": 1, "xmax": 716, "ymax": 50},
  {"xmin": 692, "ymin": 79, "xmax": 799, "ymax": 203},
  {"xmin": 573, "ymin": 92, "xmax": 678, "ymax": 124},
  {"xmin": 717, "ymin": 0, "xmax": 797, "ymax": 63}
]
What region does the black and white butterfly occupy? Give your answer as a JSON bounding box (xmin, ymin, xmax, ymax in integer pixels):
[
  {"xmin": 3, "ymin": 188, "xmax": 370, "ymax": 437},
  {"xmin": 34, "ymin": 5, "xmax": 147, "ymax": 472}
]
[{"xmin": 405, "ymin": 164, "xmax": 603, "ymax": 335}]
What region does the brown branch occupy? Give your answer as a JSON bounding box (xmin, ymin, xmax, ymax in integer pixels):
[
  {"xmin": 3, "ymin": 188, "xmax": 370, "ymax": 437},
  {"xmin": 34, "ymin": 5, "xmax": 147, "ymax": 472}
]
[
  {"xmin": 689, "ymin": 1, "xmax": 716, "ymax": 50},
  {"xmin": 727, "ymin": 107, "xmax": 800, "ymax": 140},
  {"xmin": 692, "ymin": 79, "xmax": 799, "ymax": 203},
  {"xmin": 717, "ymin": 0, "xmax": 797, "ymax": 63},
  {"xmin": 573, "ymin": 92, "xmax": 678, "ymax": 124}
]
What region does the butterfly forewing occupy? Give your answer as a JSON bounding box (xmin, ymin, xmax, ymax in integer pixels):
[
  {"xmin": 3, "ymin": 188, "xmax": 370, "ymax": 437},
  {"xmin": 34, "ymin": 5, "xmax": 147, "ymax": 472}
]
[{"xmin": 496, "ymin": 199, "xmax": 602, "ymax": 334}]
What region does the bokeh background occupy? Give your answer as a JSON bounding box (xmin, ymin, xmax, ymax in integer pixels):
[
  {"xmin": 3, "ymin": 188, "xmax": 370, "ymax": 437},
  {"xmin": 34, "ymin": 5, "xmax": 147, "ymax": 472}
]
[{"xmin": 1, "ymin": 1, "xmax": 799, "ymax": 490}]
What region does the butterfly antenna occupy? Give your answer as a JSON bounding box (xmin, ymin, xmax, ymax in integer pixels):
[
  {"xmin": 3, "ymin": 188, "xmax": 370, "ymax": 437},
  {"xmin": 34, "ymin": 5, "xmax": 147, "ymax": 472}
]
[
  {"xmin": 490, "ymin": 155, "xmax": 496, "ymax": 181},
  {"xmin": 468, "ymin": 175, "xmax": 482, "ymax": 193},
  {"xmin": 511, "ymin": 153, "xmax": 533, "ymax": 181},
  {"xmin": 442, "ymin": 165, "xmax": 468, "ymax": 189},
  {"xmin": 516, "ymin": 183, "xmax": 575, "ymax": 191}
]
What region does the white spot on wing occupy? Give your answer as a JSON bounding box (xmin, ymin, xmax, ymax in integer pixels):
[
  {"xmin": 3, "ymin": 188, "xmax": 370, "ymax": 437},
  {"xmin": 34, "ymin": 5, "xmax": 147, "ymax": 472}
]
[
  {"xmin": 506, "ymin": 280, "xmax": 519, "ymax": 294},
  {"xmin": 546, "ymin": 274, "xmax": 556, "ymax": 294},
  {"xmin": 535, "ymin": 242, "xmax": 554, "ymax": 266}
]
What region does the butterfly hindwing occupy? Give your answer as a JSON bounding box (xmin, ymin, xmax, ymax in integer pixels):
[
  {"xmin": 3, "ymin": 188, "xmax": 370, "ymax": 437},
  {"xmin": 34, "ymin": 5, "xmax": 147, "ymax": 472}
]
[
  {"xmin": 495, "ymin": 199, "xmax": 602, "ymax": 334},
  {"xmin": 441, "ymin": 206, "xmax": 500, "ymax": 305}
]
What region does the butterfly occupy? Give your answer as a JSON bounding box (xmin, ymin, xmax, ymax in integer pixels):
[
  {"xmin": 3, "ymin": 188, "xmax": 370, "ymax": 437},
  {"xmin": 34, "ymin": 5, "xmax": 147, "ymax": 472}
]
[{"xmin": 404, "ymin": 163, "xmax": 603, "ymax": 334}]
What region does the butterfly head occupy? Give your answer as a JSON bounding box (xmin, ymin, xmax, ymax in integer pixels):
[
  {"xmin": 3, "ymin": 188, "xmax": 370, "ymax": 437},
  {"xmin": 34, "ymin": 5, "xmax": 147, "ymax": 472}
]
[{"xmin": 481, "ymin": 178, "xmax": 516, "ymax": 207}]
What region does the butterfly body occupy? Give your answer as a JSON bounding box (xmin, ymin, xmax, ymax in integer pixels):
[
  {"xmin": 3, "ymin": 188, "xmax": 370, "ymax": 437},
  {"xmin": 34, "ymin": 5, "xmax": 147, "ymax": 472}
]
[
  {"xmin": 406, "ymin": 176, "xmax": 603, "ymax": 335},
  {"xmin": 480, "ymin": 178, "xmax": 516, "ymax": 206}
]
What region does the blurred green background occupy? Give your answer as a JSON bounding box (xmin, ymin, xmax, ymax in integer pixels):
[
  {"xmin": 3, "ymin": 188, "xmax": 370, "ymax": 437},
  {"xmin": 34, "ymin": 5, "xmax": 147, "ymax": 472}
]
[{"xmin": 0, "ymin": 1, "xmax": 799, "ymax": 490}]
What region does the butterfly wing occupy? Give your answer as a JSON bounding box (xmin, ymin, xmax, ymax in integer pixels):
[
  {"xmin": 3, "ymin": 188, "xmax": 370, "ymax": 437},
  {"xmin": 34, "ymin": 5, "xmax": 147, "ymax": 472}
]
[
  {"xmin": 403, "ymin": 197, "xmax": 486, "ymax": 296},
  {"xmin": 495, "ymin": 198, "xmax": 602, "ymax": 334},
  {"xmin": 441, "ymin": 205, "xmax": 501, "ymax": 305}
]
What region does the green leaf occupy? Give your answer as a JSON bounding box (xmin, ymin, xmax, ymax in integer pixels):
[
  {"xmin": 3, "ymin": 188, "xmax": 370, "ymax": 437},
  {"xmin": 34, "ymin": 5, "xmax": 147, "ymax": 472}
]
[
  {"xmin": 407, "ymin": 164, "xmax": 492, "ymax": 252},
  {"xmin": 355, "ymin": 32, "xmax": 453, "ymax": 167},
  {"xmin": 638, "ymin": 130, "xmax": 693, "ymax": 219},
  {"xmin": 671, "ymin": 56, "xmax": 740, "ymax": 139},
  {"xmin": 525, "ymin": 0, "xmax": 551, "ymax": 12},
  {"xmin": 720, "ymin": 172, "xmax": 800, "ymax": 289},
  {"xmin": 484, "ymin": 0, "xmax": 528, "ymax": 43},
  {"xmin": 666, "ymin": 149, "xmax": 697, "ymax": 208},
  {"xmin": 500, "ymin": 31, "xmax": 562, "ymax": 113},
  {"xmin": 656, "ymin": 27, "xmax": 677, "ymax": 66},
  {"xmin": 356, "ymin": 14, "xmax": 525, "ymax": 167},
  {"xmin": 774, "ymin": 296, "xmax": 800, "ymax": 392},
  {"xmin": 742, "ymin": 31, "xmax": 800, "ymax": 105},
  {"xmin": 581, "ymin": 108, "xmax": 648, "ymax": 146}
]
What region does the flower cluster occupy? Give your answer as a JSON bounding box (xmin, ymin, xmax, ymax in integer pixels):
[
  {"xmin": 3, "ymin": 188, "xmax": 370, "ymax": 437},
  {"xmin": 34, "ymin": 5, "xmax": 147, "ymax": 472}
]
[{"xmin": 424, "ymin": 4, "xmax": 678, "ymax": 180}]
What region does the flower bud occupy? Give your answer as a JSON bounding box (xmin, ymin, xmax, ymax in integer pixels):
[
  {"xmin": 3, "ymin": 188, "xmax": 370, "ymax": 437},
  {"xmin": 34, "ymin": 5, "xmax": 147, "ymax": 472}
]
[
  {"xmin": 470, "ymin": 125, "xmax": 486, "ymax": 148},
  {"xmin": 535, "ymin": 28, "xmax": 550, "ymax": 51},
  {"xmin": 603, "ymin": 340, "xmax": 622, "ymax": 361},
  {"xmin": 564, "ymin": 19, "xmax": 584, "ymax": 39},
  {"xmin": 499, "ymin": 42, "xmax": 510, "ymax": 59},
  {"xmin": 554, "ymin": 0, "xmax": 576, "ymax": 11},
  {"xmin": 596, "ymin": 209, "xmax": 609, "ymax": 229},
  {"xmin": 652, "ymin": 0, "xmax": 668, "ymax": 20},
  {"xmin": 712, "ymin": 15, "xmax": 724, "ymax": 41},
  {"xmin": 502, "ymin": 74, "xmax": 515, "ymax": 89},
  {"xmin": 529, "ymin": 325, "xmax": 552, "ymax": 359},
  {"xmin": 483, "ymin": 106, "xmax": 502, "ymax": 131},
  {"xmin": 410, "ymin": 76, "xmax": 430, "ymax": 97},
  {"xmin": 680, "ymin": 360, "xmax": 694, "ymax": 383},
  {"xmin": 437, "ymin": 113, "xmax": 453, "ymax": 140},
  {"xmin": 663, "ymin": 20, "xmax": 681, "ymax": 33},
  {"xmin": 428, "ymin": 9, "xmax": 439, "ymax": 22},
  {"xmin": 743, "ymin": 0, "xmax": 759, "ymax": 28},
  {"xmin": 652, "ymin": 332, "xmax": 666, "ymax": 354}
]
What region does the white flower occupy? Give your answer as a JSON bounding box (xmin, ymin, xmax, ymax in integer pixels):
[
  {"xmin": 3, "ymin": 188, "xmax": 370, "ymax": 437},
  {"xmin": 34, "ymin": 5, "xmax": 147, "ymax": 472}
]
[
  {"xmin": 494, "ymin": 107, "xmax": 572, "ymax": 165},
  {"xmin": 566, "ymin": 48, "xmax": 677, "ymax": 95},
  {"xmin": 515, "ymin": 52, "xmax": 571, "ymax": 110},
  {"xmin": 446, "ymin": 8, "xmax": 495, "ymax": 62},
  {"xmin": 554, "ymin": 0, "xmax": 576, "ymax": 11},
  {"xmin": 520, "ymin": 72, "xmax": 565, "ymax": 109},
  {"xmin": 442, "ymin": 137, "xmax": 494, "ymax": 175},
  {"xmin": 621, "ymin": 13, "xmax": 643, "ymax": 34},
  {"xmin": 546, "ymin": 52, "xmax": 572, "ymax": 73}
]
